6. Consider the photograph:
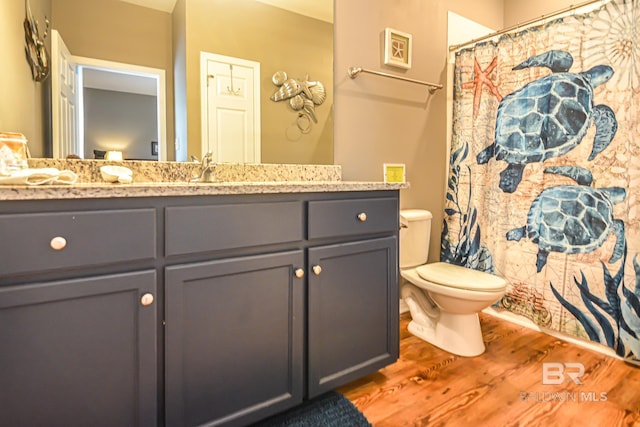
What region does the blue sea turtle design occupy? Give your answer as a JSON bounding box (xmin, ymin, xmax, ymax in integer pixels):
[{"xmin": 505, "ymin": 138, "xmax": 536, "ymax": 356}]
[
  {"xmin": 477, "ymin": 50, "xmax": 618, "ymax": 193},
  {"xmin": 506, "ymin": 166, "xmax": 626, "ymax": 272}
]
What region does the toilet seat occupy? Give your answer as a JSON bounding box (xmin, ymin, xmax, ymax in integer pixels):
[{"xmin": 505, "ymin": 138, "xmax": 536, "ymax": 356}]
[{"xmin": 416, "ymin": 262, "xmax": 507, "ymax": 292}]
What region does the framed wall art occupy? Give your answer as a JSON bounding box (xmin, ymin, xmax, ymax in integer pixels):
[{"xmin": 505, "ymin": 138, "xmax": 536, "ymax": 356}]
[{"xmin": 383, "ymin": 28, "xmax": 412, "ymax": 69}]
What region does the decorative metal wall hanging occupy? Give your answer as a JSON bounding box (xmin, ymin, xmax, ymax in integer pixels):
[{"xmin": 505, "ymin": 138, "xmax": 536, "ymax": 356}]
[
  {"xmin": 270, "ymin": 71, "xmax": 326, "ymax": 132},
  {"xmin": 23, "ymin": 0, "xmax": 50, "ymax": 82}
]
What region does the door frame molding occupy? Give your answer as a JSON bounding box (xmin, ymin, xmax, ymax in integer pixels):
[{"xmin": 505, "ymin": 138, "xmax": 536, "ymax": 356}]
[
  {"xmin": 200, "ymin": 52, "xmax": 261, "ymax": 163},
  {"xmin": 73, "ymin": 56, "xmax": 167, "ymax": 161}
]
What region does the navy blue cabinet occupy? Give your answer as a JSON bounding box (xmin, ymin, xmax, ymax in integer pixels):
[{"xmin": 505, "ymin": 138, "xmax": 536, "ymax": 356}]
[
  {"xmin": 165, "ymin": 251, "xmax": 305, "ymax": 427},
  {"xmin": 0, "ymin": 270, "xmax": 158, "ymax": 427},
  {"xmin": 308, "ymin": 237, "xmax": 398, "ymax": 397},
  {"xmin": 0, "ymin": 190, "xmax": 399, "ymax": 427}
]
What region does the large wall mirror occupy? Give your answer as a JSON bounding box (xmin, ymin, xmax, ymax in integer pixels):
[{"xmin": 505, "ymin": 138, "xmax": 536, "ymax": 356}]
[{"xmin": 13, "ymin": 0, "xmax": 333, "ymax": 164}]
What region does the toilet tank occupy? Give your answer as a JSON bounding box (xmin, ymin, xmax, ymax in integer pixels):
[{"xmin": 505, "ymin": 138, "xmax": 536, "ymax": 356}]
[{"xmin": 399, "ymin": 209, "xmax": 432, "ymax": 269}]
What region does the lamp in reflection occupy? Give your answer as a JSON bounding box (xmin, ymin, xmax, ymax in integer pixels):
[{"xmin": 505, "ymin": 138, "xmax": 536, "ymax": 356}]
[{"xmin": 105, "ymin": 151, "xmax": 123, "ymax": 161}]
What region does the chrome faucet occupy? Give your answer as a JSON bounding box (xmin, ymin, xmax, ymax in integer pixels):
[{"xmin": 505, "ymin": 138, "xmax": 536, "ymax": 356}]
[{"xmin": 191, "ymin": 152, "xmax": 216, "ymax": 182}]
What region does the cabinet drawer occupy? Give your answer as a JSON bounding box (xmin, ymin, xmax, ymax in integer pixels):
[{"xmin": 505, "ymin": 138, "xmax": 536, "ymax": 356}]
[
  {"xmin": 165, "ymin": 201, "xmax": 303, "ymax": 256},
  {"xmin": 308, "ymin": 198, "xmax": 398, "ymax": 239},
  {"xmin": 0, "ymin": 209, "xmax": 156, "ymax": 277}
]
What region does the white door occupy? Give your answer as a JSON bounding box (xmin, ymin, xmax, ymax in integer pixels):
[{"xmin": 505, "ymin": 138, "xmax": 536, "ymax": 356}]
[
  {"xmin": 51, "ymin": 30, "xmax": 80, "ymax": 159},
  {"xmin": 201, "ymin": 53, "xmax": 260, "ymax": 163}
]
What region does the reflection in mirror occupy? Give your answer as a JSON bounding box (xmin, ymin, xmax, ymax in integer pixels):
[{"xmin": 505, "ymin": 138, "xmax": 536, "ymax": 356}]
[
  {"xmin": 50, "ymin": 34, "xmax": 167, "ymax": 161},
  {"xmin": 177, "ymin": 0, "xmax": 334, "ymax": 164},
  {"xmin": 81, "ymin": 66, "xmax": 164, "ymax": 161},
  {"xmin": 17, "ymin": 0, "xmax": 334, "ymax": 164}
]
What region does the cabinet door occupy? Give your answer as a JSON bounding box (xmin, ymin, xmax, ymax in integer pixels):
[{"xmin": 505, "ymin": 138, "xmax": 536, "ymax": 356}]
[
  {"xmin": 308, "ymin": 236, "xmax": 399, "ymax": 397},
  {"xmin": 165, "ymin": 251, "xmax": 304, "ymax": 427},
  {"xmin": 0, "ymin": 270, "xmax": 157, "ymax": 427}
]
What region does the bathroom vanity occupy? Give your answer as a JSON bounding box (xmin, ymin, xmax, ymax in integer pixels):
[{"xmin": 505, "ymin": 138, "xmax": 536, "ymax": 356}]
[{"xmin": 0, "ymin": 175, "xmax": 403, "ymax": 427}]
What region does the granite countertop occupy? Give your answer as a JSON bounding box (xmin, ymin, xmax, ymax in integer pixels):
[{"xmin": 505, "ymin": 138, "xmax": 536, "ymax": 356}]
[
  {"xmin": 1, "ymin": 159, "xmax": 409, "ymax": 200},
  {"xmin": 0, "ymin": 180, "xmax": 409, "ymax": 200}
]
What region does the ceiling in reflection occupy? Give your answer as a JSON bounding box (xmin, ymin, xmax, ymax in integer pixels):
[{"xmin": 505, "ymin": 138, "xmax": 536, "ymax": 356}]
[
  {"xmin": 118, "ymin": 0, "xmax": 176, "ymax": 13},
  {"xmin": 83, "ymin": 68, "xmax": 158, "ymax": 96},
  {"xmin": 118, "ymin": 0, "xmax": 333, "ymax": 22}
]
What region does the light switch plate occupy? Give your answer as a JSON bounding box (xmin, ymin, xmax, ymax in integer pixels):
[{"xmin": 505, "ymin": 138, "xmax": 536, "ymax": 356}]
[{"xmin": 383, "ymin": 163, "xmax": 406, "ymax": 183}]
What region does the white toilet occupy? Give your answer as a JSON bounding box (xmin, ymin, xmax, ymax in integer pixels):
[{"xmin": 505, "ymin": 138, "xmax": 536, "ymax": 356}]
[{"xmin": 399, "ymin": 209, "xmax": 507, "ymax": 357}]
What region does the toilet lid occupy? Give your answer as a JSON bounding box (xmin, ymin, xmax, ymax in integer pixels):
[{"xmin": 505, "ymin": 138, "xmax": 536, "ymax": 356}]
[{"xmin": 416, "ymin": 262, "xmax": 507, "ymax": 292}]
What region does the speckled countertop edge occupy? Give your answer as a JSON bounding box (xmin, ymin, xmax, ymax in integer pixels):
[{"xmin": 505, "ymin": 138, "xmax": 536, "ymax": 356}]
[
  {"xmin": 26, "ymin": 158, "xmax": 343, "ymax": 183},
  {"xmin": 2, "ymin": 159, "xmax": 410, "ymax": 200},
  {"xmin": 0, "ymin": 181, "xmax": 410, "ymax": 200}
]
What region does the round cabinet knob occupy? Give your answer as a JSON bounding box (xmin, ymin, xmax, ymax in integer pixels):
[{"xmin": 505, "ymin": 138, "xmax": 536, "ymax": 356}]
[
  {"xmin": 312, "ymin": 265, "xmax": 322, "ymax": 275},
  {"xmin": 357, "ymin": 212, "xmax": 367, "ymax": 222},
  {"xmin": 295, "ymin": 268, "xmax": 305, "ymax": 278},
  {"xmin": 140, "ymin": 293, "xmax": 155, "ymax": 306},
  {"xmin": 50, "ymin": 236, "xmax": 67, "ymax": 251}
]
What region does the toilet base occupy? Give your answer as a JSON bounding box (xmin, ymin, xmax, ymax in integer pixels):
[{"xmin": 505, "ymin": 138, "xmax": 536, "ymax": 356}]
[{"xmin": 407, "ymin": 311, "xmax": 486, "ymax": 357}]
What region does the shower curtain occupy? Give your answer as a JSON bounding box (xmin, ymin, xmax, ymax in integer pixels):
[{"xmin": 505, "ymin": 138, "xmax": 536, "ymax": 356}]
[{"xmin": 444, "ymin": 0, "xmax": 640, "ymax": 364}]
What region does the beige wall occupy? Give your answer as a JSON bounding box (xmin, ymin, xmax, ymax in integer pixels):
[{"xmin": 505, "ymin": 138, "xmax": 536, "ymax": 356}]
[
  {"xmin": 180, "ymin": 0, "xmax": 333, "ymax": 164},
  {"xmin": 449, "ymin": 0, "xmax": 505, "ymax": 29},
  {"xmin": 504, "ymin": 0, "xmax": 578, "ymax": 27},
  {"xmin": 1, "ymin": 0, "xmax": 51, "ymax": 157},
  {"xmin": 335, "ymin": 0, "xmax": 484, "ymax": 263},
  {"xmin": 335, "ymin": 0, "xmax": 583, "ymax": 262},
  {"xmin": 52, "ymin": 0, "xmax": 172, "ymax": 69}
]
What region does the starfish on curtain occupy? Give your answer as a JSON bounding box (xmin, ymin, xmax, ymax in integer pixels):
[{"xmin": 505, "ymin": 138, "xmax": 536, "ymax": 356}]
[{"xmin": 462, "ymin": 56, "xmax": 503, "ymax": 118}]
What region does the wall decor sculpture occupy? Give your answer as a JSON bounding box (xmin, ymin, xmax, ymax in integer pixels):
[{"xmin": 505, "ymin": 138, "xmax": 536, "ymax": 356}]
[
  {"xmin": 270, "ymin": 71, "xmax": 326, "ymax": 133},
  {"xmin": 23, "ymin": 0, "xmax": 50, "ymax": 82}
]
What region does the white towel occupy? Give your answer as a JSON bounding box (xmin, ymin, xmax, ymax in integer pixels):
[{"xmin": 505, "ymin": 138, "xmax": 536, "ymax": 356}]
[{"xmin": 0, "ymin": 168, "xmax": 78, "ymax": 185}]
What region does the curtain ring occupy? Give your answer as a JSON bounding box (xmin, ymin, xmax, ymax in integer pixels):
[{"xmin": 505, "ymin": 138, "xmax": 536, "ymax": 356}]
[{"xmin": 297, "ymin": 113, "xmax": 311, "ymax": 134}]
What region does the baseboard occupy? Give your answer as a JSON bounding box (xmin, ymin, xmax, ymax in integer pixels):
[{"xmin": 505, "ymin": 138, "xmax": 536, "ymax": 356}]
[{"xmin": 482, "ymin": 306, "xmax": 621, "ymax": 360}]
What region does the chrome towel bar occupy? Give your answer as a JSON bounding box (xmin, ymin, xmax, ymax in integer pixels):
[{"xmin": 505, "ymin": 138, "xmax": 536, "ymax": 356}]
[{"xmin": 347, "ymin": 66, "xmax": 443, "ymax": 94}]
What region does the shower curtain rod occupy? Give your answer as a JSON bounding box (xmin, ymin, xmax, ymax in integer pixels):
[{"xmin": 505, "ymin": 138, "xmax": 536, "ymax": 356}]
[
  {"xmin": 347, "ymin": 66, "xmax": 443, "ymax": 93},
  {"xmin": 448, "ymin": 0, "xmax": 605, "ymax": 52}
]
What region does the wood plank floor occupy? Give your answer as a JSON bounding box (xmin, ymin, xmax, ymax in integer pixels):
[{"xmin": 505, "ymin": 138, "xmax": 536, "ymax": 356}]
[{"xmin": 339, "ymin": 312, "xmax": 640, "ymax": 426}]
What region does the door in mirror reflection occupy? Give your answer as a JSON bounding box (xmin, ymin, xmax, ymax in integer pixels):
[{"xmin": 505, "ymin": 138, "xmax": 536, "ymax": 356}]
[
  {"xmin": 51, "ymin": 30, "xmax": 79, "ymax": 159},
  {"xmin": 50, "ymin": 31, "xmax": 167, "ymax": 161},
  {"xmin": 201, "ymin": 52, "xmax": 261, "ymax": 163}
]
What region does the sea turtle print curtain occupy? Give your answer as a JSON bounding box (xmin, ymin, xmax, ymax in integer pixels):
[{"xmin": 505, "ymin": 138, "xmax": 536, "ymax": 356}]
[{"xmin": 444, "ymin": 0, "xmax": 640, "ymax": 364}]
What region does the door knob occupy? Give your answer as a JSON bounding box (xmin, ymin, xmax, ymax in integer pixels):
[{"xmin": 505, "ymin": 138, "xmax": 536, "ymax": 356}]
[
  {"xmin": 295, "ymin": 268, "xmax": 305, "ymax": 278},
  {"xmin": 312, "ymin": 265, "xmax": 322, "ymax": 275},
  {"xmin": 140, "ymin": 293, "xmax": 154, "ymax": 306},
  {"xmin": 50, "ymin": 236, "xmax": 67, "ymax": 250},
  {"xmin": 357, "ymin": 212, "xmax": 367, "ymax": 222}
]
